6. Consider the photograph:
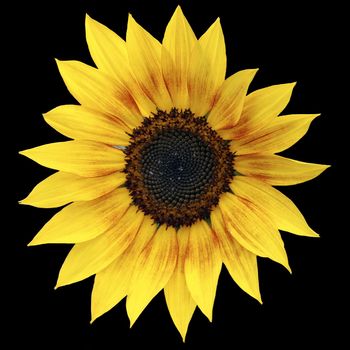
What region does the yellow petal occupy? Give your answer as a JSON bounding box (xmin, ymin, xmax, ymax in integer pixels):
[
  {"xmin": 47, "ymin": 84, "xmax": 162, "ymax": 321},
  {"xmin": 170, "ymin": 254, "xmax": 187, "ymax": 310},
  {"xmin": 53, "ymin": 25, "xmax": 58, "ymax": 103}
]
[
  {"xmin": 20, "ymin": 171, "xmax": 125, "ymax": 208},
  {"xmin": 43, "ymin": 105, "xmax": 130, "ymax": 145},
  {"xmin": 19, "ymin": 140, "xmax": 125, "ymax": 177},
  {"xmin": 184, "ymin": 220, "xmax": 221, "ymax": 321},
  {"xmin": 29, "ymin": 188, "xmax": 131, "ymax": 245},
  {"xmin": 85, "ymin": 14, "xmax": 129, "ymax": 78},
  {"xmin": 187, "ymin": 43, "xmax": 217, "ymax": 116},
  {"xmin": 91, "ymin": 215, "xmax": 157, "ymax": 322},
  {"xmin": 235, "ymin": 154, "xmax": 330, "ymax": 186},
  {"xmin": 199, "ymin": 18, "xmax": 226, "ymax": 90},
  {"xmin": 126, "ymin": 225, "xmax": 178, "ymax": 326},
  {"xmin": 85, "ymin": 15, "xmax": 156, "ymax": 116},
  {"xmin": 232, "ymin": 114, "xmax": 320, "ymax": 155},
  {"xmin": 211, "ymin": 207, "xmax": 261, "ymax": 303},
  {"xmin": 219, "ymin": 193, "xmax": 290, "ymax": 271},
  {"xmin": 230, "ymin": 176, "xmax": 318, "ymax": 237},
  {"xmin": 126, "ymin": 15, "xmax": 172, "ymax": 111},
  {"xmin": 56, "ymin": 205, "xmax": 144, "ymax": 288},
  {"xmin": 56, "ymin": 59, "xmax": 141, "ymax": 129},
  {"xmin": 164, "ymin": 225, "xmax": 196, "ymax": 342},
  {"xmin": 187, "ymin": 18, "xmax": 226, "ymax": 116},
  {"xmin": 219, "ymin": 83, "xmax": 296, "ymax": 140},
  {"xmin": 207, "ymin": 69, "xmax": 258, "ymax": 130},
  {"xmin": 162, "ymin": 6, "xmax": 197, "ymax": 109}
]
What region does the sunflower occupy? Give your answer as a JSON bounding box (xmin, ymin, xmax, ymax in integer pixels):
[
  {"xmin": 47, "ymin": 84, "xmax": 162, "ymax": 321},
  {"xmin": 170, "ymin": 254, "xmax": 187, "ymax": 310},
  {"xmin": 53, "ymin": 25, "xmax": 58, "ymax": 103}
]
[{"xmin": 20, "ymin": 6, "xmax": 329, "ymax": 341}]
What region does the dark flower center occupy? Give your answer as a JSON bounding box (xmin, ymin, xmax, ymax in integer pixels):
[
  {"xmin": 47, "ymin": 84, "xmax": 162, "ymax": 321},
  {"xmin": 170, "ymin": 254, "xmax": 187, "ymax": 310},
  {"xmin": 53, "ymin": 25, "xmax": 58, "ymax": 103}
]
[
  {"xmin": 123, "ymin": 108, "xmax": 235, "ymax": 228},
  {"xmin": 142, "ymin": 128, "xmax": 215, "ymax": 204}
]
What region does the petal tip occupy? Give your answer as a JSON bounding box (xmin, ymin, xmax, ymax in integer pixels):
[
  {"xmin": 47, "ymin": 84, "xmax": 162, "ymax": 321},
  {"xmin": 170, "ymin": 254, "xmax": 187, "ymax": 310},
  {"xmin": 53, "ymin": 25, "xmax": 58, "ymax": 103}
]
[
  {"xmin": 55, "ymin": 276, "xmax": 66, "ymax": 289},
  {"xmin": 171, "ymin": 5, "xmax": 188, "ymax": 25},
  {"xmin": 55, "ymin": 58, "xmax": 64, "ymax": 71},
  {"xmin": 127, "ymin": 14, "xmax": 138, "ymax": 34},
  {"xmin": 305, "ymin": 228, "xmax": 320, "ymax": 238},
  {"xmin": 129, "ymin": 318, "xmax": 135, "ymax": 328},
  {"xmin": 290, "ymin": 81, "xmax": 297, "ymax": 89},
  {"xmin": 27, "ymin": 239, "xmax": 37, "ymax": 247},
  {"xmin": 208, "ymin": 17, "xmax": 223, "ymax": 33},
  {"xmin": 179, "ymin": 328, "xmax": 188, "ymax": 342},
  {"xmin": 85, "ymin": 13, "xmax": 96, "ymax": 30},
  {"xmin": 54, "ymin": 58, "xmax": 71, "ymax": 71},
  {"xmin": 318, "ymin": 164, "xmax": 331, "ymax": 174},
  {"xmin": 19, "ymin": 148, "xmax": 35, "ymax": 160},
  {"xmin": 127, "ymin": 13, "xmax": 134, "ymax": 22},
  {"xmin": 199, "ymin": 307, "xmax": 213, "ymax": 323},
  {"xmin": 19, "ymin": 198, "xmax": 34, "ymax": 207},
  {"xmin": 28, "ymin": 235, "xmax": 45, "ymax": 246},
  {"xmin": 85, "ymin": 13, "xmax": 92, "ymax": 22},
  {"xmin": 280, "ymin": 81, "xmax": 297, "ymax": 91},
  {"xmin": 174, "ymin": 4, "xmax": 184, "ymax": 14},
  {"xmin": 246, "ymin": 68, "xmax": 259, "ymax": 80}
]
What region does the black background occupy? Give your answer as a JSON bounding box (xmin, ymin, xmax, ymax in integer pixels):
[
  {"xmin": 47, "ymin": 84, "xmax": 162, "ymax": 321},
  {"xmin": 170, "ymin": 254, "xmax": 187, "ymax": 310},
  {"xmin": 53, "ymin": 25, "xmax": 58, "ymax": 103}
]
[{"xmin": 9, "ymin": 0, "xmax": 344, "ymax": 348}]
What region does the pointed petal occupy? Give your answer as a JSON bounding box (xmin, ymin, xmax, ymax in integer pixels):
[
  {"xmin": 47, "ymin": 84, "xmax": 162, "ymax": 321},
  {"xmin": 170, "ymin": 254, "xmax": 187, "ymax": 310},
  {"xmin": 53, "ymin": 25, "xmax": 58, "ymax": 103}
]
[
  {"xmin": 28, "ymin": 188, "xmax": 131, "ymax": 245},
  {"xmin": 184, "ymin": 220, "xmax": 221, "ymax": 321},
  {"xmin": 164, "ymin": 225, "xmax": 196, "ymax": 342},
  {"xmin": 219, "ymin": 193, "xmax": 290, "ymax": 271},
  {"xmin": 91, "ymin": 215, "xmax": 157, "ymax": 322},
  {"xmin": 126, "ymin": 225, "xmax": 178, "ymax": 326},
  {"xmin": 85, "ymin": 15, "xmax": 156, "ymax": 116},
  {"xmin": 85, "ymin": 14, "xmax": 129, "ymax": 78},
  {"xmin": 44, "ymin": 105, "xmax": 130, "ymax": 145},
  {"xmin": 199, "ymin": 18, "xmax": 226, "ymax": 90},
  {"xmin": 208, "ymin": 69, "xmax": 258, "ymax": 130},
  {"xmin": 126, "ymin": 15, "xmax": 172, "ymax": 110},
  {"xmin": 20, "ymin": 171, "xmax": 125, "ymax": 208},
  {"xmin": 232, "ymin": 114, "xmax": 320, "ymax": 155},
  {"xmin": 56, "ymin": 59, "xmax": 141, "ymax": 129},
  {"xmin": 187, "ymin": 43, "xmax": 218, "ymax": 116},
  {"xmin": 19, "ymin": 140, "xmax": 125, "ymax": 177},
  {"xmin": 211, "ymin": 207, "xmax": 261, "ymax": 302},
  {"xmin": 187, "ymin": 18, "xmax": 227, "ymax": 116},
  {"xmin": 162, "ymin": 6, "xmax": 197, "ymax": 109},
  {"xmin": 235, "ymin": 154, "xmax": 330, "ymax": 186},
  {"xmin": 230, "ymin": 176, "xmax": 319, "ymax": 237},
  {"xmin": 56, "ymin": 206, "xmax": 144, "ymax": 287},
  {"xmin": 219, "ymin": 83, "xmax": 296, "ymax": 140}
]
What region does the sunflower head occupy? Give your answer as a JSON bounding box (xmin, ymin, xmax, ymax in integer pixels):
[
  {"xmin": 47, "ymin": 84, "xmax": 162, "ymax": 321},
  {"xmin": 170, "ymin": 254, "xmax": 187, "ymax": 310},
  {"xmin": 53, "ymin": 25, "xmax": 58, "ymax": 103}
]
[
  {"xmin": 20, "ymin": 6, "xmax": 329, "ymax": 342},
  {"xmin": 124, "ymin": 107, "xmax": 235, "ymax": 227}
]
